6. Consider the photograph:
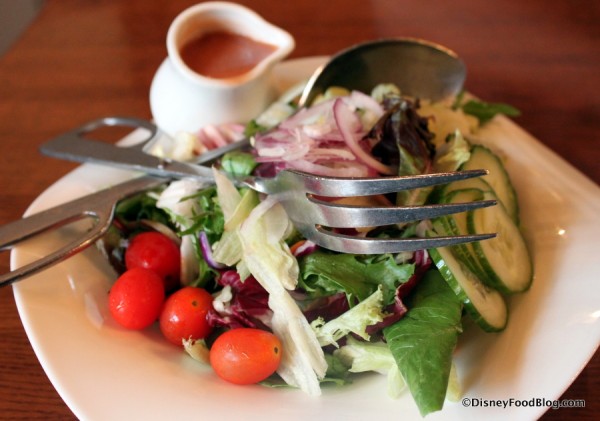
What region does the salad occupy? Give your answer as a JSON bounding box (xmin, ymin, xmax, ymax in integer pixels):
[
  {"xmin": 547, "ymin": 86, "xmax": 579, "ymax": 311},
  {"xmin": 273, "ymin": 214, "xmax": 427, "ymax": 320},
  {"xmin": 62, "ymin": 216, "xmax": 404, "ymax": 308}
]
[{"xmin": 101, "ymin": 83, "xmax": 530, "ymax": 416}]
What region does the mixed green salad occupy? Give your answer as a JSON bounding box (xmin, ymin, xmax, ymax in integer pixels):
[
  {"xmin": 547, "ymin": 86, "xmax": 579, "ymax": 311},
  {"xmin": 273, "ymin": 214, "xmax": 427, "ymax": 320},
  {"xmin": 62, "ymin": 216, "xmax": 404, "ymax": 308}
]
[{"xmin": 102, "ymin": 82, "xmax": 530, "ymax": 416}]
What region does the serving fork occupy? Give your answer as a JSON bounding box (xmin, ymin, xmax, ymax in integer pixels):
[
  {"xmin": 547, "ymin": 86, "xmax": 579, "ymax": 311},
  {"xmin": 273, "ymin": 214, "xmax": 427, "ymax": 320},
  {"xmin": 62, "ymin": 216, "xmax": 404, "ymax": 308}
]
[
  {"xmin": 0, "ymin": 116, "xmax": 495, "ymax": 286},
  {"xmin": 1, "ymin": 39, "xmax": 493, "ymax": 285}
]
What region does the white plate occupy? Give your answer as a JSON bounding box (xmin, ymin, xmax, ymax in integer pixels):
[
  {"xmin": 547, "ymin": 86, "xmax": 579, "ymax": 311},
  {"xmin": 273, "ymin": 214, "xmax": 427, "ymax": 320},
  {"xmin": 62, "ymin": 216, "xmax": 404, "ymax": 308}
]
[{"xmin": 12, "ymin": 57, "xmax": 600, "ymax": 421}]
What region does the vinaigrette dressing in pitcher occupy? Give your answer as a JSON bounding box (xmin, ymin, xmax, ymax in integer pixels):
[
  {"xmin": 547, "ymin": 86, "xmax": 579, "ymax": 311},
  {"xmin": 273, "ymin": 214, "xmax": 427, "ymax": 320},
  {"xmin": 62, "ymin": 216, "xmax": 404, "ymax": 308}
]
[{"xmin": 150, "ymin": 2, "xmax": 295, "ymax": 136}]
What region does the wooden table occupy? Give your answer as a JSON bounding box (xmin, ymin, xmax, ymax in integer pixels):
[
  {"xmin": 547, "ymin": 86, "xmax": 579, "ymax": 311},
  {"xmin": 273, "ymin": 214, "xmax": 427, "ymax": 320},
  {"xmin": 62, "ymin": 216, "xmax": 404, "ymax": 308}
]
[{"xmin": 0, "ymin": 0, "xmax": 598, "ymax": 419}]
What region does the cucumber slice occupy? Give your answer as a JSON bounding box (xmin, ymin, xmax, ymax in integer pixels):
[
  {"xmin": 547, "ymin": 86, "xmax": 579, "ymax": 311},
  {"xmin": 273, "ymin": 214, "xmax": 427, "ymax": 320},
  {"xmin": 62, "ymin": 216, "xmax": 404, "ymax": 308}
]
[
  {"xmin": 429, "ymin": 176, "xmax": 490, "ymax": 205},
  {"xmin": 460, "ymin": 145, "xmax": 519, "ymax": 223},
  {"xmin": 429, "ymin": 246, "xmax": 508, "ymax": 332},
  {"xmin": 434, "ymin": 189, "xmax": 488, "ymax": 279},
  {"xmin": 468, "ymin": 191, "xmax": 533, "ymax": 294},
  {"xmin": 439, "ymin": 176, "xmax": 492, "ymax": 199}
]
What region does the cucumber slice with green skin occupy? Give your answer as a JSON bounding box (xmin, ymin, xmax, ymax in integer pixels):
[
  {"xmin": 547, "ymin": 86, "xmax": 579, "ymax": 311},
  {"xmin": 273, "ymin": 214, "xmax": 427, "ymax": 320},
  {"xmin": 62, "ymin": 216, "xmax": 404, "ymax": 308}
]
[
  {"xmin": 429, "ymin": 246, "xmax": 508, "ymax": 332},
  {"xmin": 460, "ymin": 145, "xmax": 519, "ymax": 223},
  {"xmin": 439, "ymin": 176, "xmax": 492, "ymax": 200},
  {"xmin": 429, "ymin": 177, "xmax": 490, "ymax": 205},
  {"xmin": 434, "ymin": 189, "xmax": 489, "ymax": 280},
  {"xmin": 468, "ymin": 191, "xmax": 533, "ymax": 294}
]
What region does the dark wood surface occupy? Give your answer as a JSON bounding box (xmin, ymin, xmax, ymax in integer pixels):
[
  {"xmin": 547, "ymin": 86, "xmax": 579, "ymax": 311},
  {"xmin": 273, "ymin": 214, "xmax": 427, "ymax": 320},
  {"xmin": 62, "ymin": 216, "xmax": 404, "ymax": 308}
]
[{"xmin": 0, "ymin": 0, "xmax": 598, "ymax": 419}]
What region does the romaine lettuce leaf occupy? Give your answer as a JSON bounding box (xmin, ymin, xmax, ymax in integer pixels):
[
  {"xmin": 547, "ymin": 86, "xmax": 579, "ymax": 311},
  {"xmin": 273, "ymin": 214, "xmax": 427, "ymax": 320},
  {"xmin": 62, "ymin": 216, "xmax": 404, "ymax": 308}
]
[{"xmin": 383, "ymin": 270, "xmax": 462, "ymax": 416}]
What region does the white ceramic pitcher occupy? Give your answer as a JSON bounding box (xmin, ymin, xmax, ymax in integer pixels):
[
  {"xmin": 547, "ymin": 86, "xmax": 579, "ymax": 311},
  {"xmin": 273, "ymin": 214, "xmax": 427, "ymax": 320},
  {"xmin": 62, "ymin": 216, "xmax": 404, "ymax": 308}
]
[{"xmin": 150, "ymin": 2, "xmax": 295, "ymax": 136}]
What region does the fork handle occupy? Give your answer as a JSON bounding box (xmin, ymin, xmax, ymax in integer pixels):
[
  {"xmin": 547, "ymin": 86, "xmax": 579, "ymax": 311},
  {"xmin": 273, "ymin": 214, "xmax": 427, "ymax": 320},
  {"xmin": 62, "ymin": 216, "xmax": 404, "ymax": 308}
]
[
  {"xmin": 0, "ymin": 206, "xmax": 114, "ymax": 287},
  {"xmin": 0, "ymin": 176, "xmax": 165, "ymax": 287},
  {"xmin": 39, "ymin": 116, "xmax": 216, "ymax": 180}
]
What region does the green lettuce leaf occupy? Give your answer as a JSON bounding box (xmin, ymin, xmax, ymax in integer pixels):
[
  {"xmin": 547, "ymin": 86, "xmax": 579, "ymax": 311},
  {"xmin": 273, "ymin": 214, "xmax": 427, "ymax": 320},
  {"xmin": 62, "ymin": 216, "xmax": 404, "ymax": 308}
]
[
  {"xmin": 260, "ymin": 352, "xmax": 351, "ymax": 388},
  {"xmin": 383, "ymin": 270, "xmax": 462, "ymax": 416},
  {"xmin": 156, "ymin": 179, "xmax": 224, "ymax": 286},
  {"xmin": 335, "ymin": 336, "xmax": 406, "ymax": 398},
  {"xmin": 220, "ymin": 151, "xmax": 257, "ymax": 177},
  {"xmin": 299, "ymin": 251, "xmax": 415, "ymax": 305},
  {"xmin": 433, "ymin": 130, "xmax": 471, "ymax": 173},
  {"xmin": 455, "ymin": 95, "xmax": 521, "ymax": 125},
  {"xmin": 462, "ymin": 99, "xmax": 520, "ymax": 124},
  {"xmin": 114, "ymin": 189, "xmax": 170, "ymax": 227},
  {"xmin": 311, "ymin": 286, "xmax": 385, "ymax": 346}
]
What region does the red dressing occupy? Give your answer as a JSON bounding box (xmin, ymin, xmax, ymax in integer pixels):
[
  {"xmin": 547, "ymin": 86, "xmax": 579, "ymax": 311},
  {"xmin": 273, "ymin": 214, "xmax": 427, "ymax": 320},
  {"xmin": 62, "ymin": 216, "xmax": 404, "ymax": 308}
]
[{"xmin": 180, "ymin": 31, "xmax": 276, "ymax": 79}]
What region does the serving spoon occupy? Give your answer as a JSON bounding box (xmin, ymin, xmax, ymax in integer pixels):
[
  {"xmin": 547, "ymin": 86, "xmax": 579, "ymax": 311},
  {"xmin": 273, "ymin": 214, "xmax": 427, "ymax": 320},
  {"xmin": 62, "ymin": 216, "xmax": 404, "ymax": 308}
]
[{"xmin": 299, "ymin": 37, "xmax": 466, "ymax": 106}]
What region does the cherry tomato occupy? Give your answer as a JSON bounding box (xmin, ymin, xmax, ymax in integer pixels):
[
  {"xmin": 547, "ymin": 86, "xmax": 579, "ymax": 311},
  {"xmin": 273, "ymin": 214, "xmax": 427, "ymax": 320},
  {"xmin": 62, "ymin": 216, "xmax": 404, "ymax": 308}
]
[
  {"xmin": 125, "ymin": 231, "xmax": 180, "ymax": 291},
  {"xmin": 108, "ymin": 267, "xmax": 165, "ymax": 330},
  {"xmin": 159, "ymin": 287, "xmax": 214, "ymax": 346},
  {"xmin": 210, "ymin": 328, "xmax": 282, "ymax": 385}
]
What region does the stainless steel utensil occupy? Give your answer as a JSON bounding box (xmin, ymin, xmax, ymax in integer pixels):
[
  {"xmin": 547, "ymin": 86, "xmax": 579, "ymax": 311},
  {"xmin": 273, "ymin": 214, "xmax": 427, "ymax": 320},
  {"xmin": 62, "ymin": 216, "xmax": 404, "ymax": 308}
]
[
  {"xmin": 37, "ymin": 116, "xmax": 248, "ymax": 179},
  {"xmin": 1, "ymin": 115, "xmax": 494, "ymax": 286},
  {"xmin": 0, "ymin": 175, "xmax": 165, "ymax": 286},
  {"xmin": 299, "ymin": 38, "xmax": 466, "ymax": 106},
  {"xmin": 1, "ymin": 39, "xmax": 485, "ymax": 286}
]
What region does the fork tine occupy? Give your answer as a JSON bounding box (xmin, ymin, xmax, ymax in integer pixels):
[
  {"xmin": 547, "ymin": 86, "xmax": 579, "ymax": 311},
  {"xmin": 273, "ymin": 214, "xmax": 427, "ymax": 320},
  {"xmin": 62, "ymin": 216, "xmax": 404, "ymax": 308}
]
[
  {"xmin": 305, "ymin": 197, "xmax": 497, "ymax": 227},
  {"xmin": 275, "ymin": 169, "xmax": 489, "ymax": 196},
  {"xmin": 299, "ymin": 225, "xmax": 496, "ymax": 254}
]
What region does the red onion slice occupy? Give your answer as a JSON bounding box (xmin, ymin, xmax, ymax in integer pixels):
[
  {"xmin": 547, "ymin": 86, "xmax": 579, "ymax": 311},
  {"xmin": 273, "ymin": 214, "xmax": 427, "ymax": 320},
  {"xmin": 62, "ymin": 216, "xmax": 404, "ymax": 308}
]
[{"xmin": 333, "ymin": 98, "xmax": 395, "ymax": 175}]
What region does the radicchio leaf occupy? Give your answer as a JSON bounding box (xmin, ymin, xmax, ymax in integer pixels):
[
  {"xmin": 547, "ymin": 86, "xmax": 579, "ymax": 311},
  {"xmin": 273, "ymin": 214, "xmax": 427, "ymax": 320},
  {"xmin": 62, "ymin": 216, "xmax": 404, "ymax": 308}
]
[
  {"xmin": 366, "ymin": 249, "xmax": 432, "ymax": 335},
  {"xmin": 368, "ymin": 98, "xmax": 436, "ymax": 206},
  {"xmin": 369, "ymin": 97, "xmax": 435, "ymax": 172},
  {"xmin": 302, "ymin": 293, "xmax": 350, "ymax": 323},
  {"xmin": 207, "ymin": 270, "xmax": 272, "ymax": 330}
]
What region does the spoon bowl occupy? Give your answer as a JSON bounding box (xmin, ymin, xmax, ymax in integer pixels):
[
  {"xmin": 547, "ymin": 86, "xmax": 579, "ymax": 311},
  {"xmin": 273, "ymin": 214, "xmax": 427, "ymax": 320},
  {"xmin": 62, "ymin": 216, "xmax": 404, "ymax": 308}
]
[{"xmin": 299, "ymin": 38, "xmax": 466, "ymax": 106}]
